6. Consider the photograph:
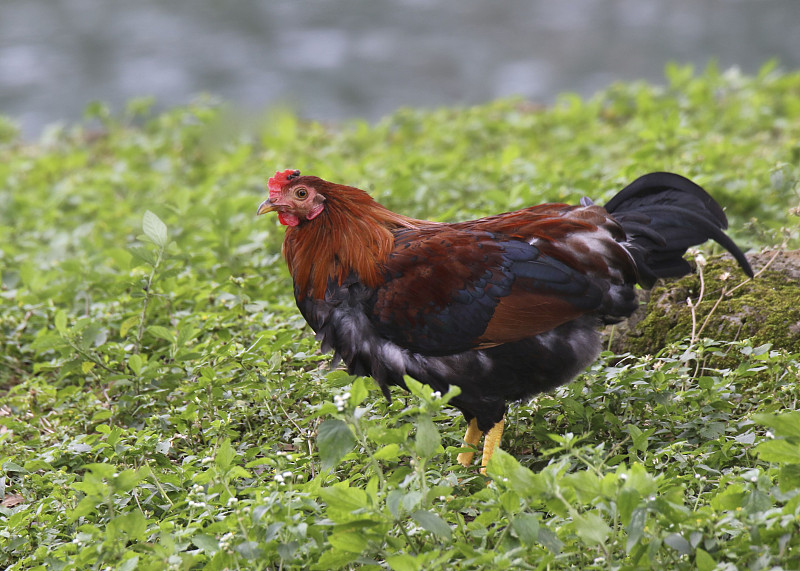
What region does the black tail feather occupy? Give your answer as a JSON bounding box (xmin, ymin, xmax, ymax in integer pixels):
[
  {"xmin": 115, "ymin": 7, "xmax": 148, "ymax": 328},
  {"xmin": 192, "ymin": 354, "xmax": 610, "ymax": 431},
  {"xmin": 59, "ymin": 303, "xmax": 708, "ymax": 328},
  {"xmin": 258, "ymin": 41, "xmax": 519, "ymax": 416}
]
[{"xmin": 605, "ymin": 172, "xmax": 754, "ymax": 287}]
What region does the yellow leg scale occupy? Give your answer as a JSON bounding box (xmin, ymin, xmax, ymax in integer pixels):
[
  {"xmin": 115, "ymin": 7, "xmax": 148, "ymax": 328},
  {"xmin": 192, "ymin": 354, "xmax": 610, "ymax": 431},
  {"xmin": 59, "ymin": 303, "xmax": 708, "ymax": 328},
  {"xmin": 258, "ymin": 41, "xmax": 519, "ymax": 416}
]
[
  {"xmin": 480, "ymin": 418, "xmax": 504, "ymax": 474},
  {"xmin": 457, "ymin": 418, "xmax": 481, "ymax": 467},
  {"xmin": 456, "ymin": 417, "xmax": 506, "ymax": 474}
]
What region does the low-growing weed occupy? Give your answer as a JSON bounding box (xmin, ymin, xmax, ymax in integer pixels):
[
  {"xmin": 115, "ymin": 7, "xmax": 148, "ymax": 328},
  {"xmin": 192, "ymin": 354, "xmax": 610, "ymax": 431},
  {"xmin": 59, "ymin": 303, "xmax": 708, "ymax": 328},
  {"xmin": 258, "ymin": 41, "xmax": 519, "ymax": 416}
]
[{"xmin": 2, "ymin": 65, "xmax": 800, "ymax": 569}]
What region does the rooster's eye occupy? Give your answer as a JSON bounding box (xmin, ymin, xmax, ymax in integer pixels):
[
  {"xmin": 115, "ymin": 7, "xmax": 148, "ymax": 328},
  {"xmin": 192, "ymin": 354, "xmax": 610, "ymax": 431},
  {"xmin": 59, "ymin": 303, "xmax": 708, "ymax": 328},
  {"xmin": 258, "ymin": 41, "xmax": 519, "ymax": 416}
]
[{"xmin": 295, "ymin": 188, "xmax": 308, "ymax": 200}]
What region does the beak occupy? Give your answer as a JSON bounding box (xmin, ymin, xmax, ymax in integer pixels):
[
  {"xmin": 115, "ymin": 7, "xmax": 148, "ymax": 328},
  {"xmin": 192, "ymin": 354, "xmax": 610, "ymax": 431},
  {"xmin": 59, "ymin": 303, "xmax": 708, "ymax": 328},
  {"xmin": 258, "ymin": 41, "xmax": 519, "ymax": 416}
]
[{"xmin": 257, "ymin": 199, "xmax": 278, "ymax": 216}]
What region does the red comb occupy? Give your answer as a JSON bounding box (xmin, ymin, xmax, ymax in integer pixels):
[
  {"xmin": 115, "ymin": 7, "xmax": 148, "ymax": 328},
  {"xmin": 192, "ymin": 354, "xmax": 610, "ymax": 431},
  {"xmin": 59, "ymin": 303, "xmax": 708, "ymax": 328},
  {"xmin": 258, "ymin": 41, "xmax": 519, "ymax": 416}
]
[{"xmin": 268, "ymin": 169, "xmax": 301, "ymax": 200}]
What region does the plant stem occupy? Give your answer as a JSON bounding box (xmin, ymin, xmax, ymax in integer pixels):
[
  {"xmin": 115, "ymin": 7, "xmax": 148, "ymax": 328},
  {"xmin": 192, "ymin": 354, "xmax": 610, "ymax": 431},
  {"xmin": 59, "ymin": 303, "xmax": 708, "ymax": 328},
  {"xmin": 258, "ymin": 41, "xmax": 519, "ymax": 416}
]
[{"xmin": 135, "ymin": 246, "xmax": 163, "ymax": 354}]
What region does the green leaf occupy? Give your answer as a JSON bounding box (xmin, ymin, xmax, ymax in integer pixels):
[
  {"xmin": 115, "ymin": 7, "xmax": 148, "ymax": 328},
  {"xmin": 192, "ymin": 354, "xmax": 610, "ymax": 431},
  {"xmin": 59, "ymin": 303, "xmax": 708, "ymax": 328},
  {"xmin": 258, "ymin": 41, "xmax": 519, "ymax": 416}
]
[
  {"xmin": 30, "ymin": 332, "xmax": 69, "ymax": 352},
  {"xmin": 401, "ymin": 491, "xmax": 423, "ymax": 513},
  {"xmin": 349, "ymin": 376, "xmax": 369, "ymax": 406},
  {"xmin": 147, "ymin": 325, "xmax": 176, "ymax": 343},
  {"xmin": 499, "ymin": 490, "xmax": 520, "ymax": 514},
  {"xmin": 312, "ymin": 548, "xmax": 359, "ymax": 570},
  {"xmin": 235, "ymin": 541, "xmax": 262, "ymax": 559},
  {"xmin": 374, "ymin": 443, "xmax": 402, "ymax": 461},
  {"xmin": 328, "ymin": 531, "xmax": 368, "ymax": 553},
  {"xmin": 753, "ymin": 412, "xmax": 800, "ymax": 439},
  {"xmin": 111, "ymin": 469, "xmax": 145, "ymax": 493},
  {"xmin": 511, "ymin": 514, "xmax": 539, "ymax": 545},
  {"xmin": 626, "ymin": 424, "xmax": 650, "ymax": 451},
  {"xmin": 107, "ymin": 511, "xmax": 147, "ymax": 540},
  {"xmin": 411, "ymin": 510, "xmax": 452, "ymax": 540},
  {"xmin": 664, "ymin": 533, "xmax": 691, "ymax": 555},
  {"xmin": 710, "ymin": 484, "xmax": 746, "ymax": 511},
  {"xmin": 617, "ymin": 487, "xmax": 641, "ymax": 527},
  {"xmin": 755, "ymin": 439, "xmax": 800, "ymax": 463},
  {"xmin": 128, "ymin": 353, "xmax": 144, "ymax": 375},
  {"xmin": 2, "ymin": 461, "xmax": 28, "ymax": 473},
  {"xmin": 83, "ymin": 462, "xmax": 117, "ymax": 479},
  {"xmin": 695, "ymin": 548, "xmax": 716, "ymax": 571},
  {"xmin": 574, "ymin": 512, "xmax": 610, "ymax": 545},
  {"xmin": 626, "ymin": 507, "xmax": 647, "ymax": 553},
  {"xmin": 415, "ymin": 414, "xmax": 441, "ymax": 458},
  {"xmin": 119, "ymin": 315, "xmax": 140, "ymax": 338},
  {"xmin": 779, "ymin": 464, "xmax": 800, "ymax": 492},
  {"xmin": 318, "ymin": 484, "xmax": 369, "ymax": 514},
  {"xmin": 403, "ymin": 377, "xmax": 427, "ymax": 399},
  {"xmin": 177, "ymin": 325, "xmax": 198, "ymax": 348},
  {"xmin": 143, "ymin": 210, "xmax": 168, "ymax": 248},
  {"xmin": 117, "ymin": 556, "xmax": 140, "ymax": 571},
  {"xmin": 129, "ymin": 245, "xmax": 156, "ymax": 266},
  {"xmin": 386, "ymin": 490, "xmax": 404, "ymax": 519},
  {"xmin": 563, "ymin": 470, "xmax": 600, "ymax": 503},
  {"xmin": 54, "ymin": 310, "xmax": 68, "ymax": 333},
  {"xmin": 317, "ymin": 419, "xmax": 356, "ymax": 471},
  {"xmin": 486, "ymin": 450, "xmax": 540, "ymax": 495},
  {"xmin": 537, "ymin": 527, "xmax": 563, "ymax": 554},
  {"xmin": 386, "ymin": 554, "xmax": 421, "ymax": 571},
  {"xmin": 624, "ymin": 463, "xmax": 658, "ymax": 497},
  {"xmin": 215, "ymin": 438, "xmax": 236, "ymax": 470},
  {"xmin": 192, "ymin": 533, "xmax": 219, "ymax": 553}
]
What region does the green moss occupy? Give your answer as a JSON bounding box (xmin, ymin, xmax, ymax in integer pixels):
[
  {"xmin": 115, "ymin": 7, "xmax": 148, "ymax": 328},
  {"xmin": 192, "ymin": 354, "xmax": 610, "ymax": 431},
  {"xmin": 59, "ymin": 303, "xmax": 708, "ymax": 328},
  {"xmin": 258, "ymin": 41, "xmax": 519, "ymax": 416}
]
[{"xmin": 622, "ymin": 250, "xmax": 800, "ymax": 355}]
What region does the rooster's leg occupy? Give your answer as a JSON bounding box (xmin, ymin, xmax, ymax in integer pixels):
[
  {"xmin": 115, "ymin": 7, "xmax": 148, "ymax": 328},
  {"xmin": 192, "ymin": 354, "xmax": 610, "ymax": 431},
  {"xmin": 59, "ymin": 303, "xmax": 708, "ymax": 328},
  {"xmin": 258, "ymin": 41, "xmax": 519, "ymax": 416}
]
[
  {"xmin": 479, "ymin": 417, "xmax": 505, "ymax": 474},
  {"xmin": 457, "ymin": 418, "xmax": 481, "ymax": 467}
]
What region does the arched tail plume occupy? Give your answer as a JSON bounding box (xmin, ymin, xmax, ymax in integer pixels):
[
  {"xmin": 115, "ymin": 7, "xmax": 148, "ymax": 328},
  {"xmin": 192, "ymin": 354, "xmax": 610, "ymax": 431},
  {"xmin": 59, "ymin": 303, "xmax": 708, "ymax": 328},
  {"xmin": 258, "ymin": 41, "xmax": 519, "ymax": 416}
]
[{"xmin": 604, "ymin": 172, "xmax": 754, "ymax": 287}]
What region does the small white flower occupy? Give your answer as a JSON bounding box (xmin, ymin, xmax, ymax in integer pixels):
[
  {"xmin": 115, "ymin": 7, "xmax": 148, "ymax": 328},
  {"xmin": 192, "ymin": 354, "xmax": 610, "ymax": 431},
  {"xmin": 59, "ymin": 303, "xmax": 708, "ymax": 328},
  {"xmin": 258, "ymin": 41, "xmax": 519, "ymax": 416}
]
[
  {"xmin": 619, "ymin": 473, "xmax": 628, "ymax": 481},
  {"xmin": 695, "ymin": 253, "xmax": 707, "ymax": 268},
  {"xmin": 226, "ymin": 496, "xmax": 239, "ymax": 506},
  {"xmin": 432, "ymin": 391, "xmax": 442, "ymax": 399},
  {"xmin": 334, "ymin": 392, "xmax": 350, "ymax": 412},
  {"xmin": 275, "ymin": 473, "xmax": 285, "ymax": 484},
  {"xmin": 766, "ymin": 431, "xmax": 775, "ymax": 439},
  {"xmin": 219, "ymin": 532, "xmax": 235, "ymax": 553}
]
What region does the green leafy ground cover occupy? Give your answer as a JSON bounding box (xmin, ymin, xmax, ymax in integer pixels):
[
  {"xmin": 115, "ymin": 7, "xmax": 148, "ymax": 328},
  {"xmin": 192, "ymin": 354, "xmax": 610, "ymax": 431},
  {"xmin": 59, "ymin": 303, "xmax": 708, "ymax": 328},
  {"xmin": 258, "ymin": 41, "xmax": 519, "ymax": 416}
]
[{"xmin": 1, "ymin": 64, "xmax": 800, "ymax": 570}]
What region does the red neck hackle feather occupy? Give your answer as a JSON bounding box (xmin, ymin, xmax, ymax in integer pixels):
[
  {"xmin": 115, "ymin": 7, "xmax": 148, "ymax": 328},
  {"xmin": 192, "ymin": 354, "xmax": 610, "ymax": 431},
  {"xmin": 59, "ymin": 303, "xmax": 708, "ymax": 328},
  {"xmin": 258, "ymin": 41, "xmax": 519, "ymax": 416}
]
[{"xmin": 280, "ymin": 176, "xmax": 427, "ymax": 300}]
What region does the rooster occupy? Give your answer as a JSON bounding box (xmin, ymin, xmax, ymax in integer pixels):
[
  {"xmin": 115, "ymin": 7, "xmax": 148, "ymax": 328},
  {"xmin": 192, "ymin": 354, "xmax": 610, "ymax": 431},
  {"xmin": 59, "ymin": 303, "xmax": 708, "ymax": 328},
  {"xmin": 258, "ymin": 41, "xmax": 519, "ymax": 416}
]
[{"xmin": 257, "ymin": 169, "xmax": 753, "ymax": 471}]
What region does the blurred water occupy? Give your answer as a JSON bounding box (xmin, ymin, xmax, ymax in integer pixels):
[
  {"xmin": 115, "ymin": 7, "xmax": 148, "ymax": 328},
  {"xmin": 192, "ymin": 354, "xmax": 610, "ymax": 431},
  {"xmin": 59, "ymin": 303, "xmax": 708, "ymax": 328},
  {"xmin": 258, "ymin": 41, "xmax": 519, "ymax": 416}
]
[{"xmin": 1, "ymin": 0, "xmax": 799, "ymax": 137}]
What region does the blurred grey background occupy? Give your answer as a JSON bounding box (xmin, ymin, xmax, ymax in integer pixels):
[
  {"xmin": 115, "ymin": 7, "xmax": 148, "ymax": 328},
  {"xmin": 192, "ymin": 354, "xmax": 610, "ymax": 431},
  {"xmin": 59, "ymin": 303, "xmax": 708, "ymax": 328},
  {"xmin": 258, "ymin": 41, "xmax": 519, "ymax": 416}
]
[{"xmin": 1, "ymin": 0, "xmax": 799, "ymax": 138}]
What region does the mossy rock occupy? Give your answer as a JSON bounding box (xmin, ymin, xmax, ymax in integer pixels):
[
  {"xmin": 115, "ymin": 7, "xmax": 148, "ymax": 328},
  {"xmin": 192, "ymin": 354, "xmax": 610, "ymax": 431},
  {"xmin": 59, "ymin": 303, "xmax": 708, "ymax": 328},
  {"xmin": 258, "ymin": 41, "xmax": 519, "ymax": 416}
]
[{"xmin": 608, "ymin": 249, "xmax": 800, "ymax": 355}]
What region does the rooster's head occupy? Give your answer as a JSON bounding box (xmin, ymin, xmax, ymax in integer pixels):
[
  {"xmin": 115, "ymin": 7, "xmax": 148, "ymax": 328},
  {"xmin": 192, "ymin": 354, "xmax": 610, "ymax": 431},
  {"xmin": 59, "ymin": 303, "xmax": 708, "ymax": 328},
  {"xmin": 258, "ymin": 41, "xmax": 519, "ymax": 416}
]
[{"xmin": 257, "ymin": 169, "xmax": 327, "ymax": 227}]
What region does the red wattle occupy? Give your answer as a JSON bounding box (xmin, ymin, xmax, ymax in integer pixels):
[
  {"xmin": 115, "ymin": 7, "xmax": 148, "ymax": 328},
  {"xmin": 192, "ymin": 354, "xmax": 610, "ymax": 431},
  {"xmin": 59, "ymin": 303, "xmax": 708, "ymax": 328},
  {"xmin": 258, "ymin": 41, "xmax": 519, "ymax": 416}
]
[{"xmin": 278, "ymin": 212, "xmax": 300, "ymax": 227}]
